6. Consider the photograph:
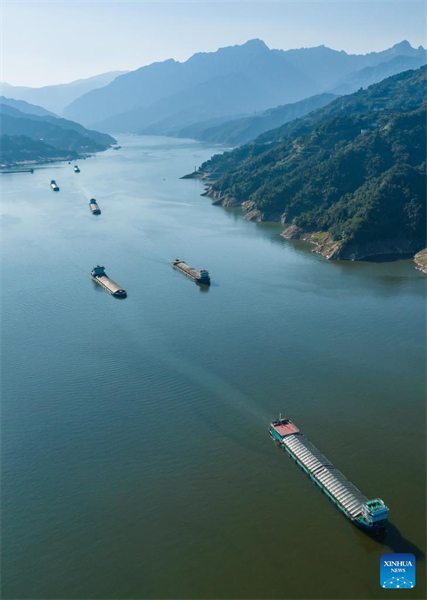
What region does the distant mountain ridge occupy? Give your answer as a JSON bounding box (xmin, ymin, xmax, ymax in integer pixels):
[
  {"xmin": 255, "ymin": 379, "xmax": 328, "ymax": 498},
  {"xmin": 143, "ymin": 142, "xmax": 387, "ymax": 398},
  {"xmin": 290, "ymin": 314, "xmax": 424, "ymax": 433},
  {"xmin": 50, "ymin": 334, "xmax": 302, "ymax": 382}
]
[
  {"xmin": 331, "ymin": 54, "xmax": 427, "ymax": 94},
  {"xmin": 62, "ymin": 39, "xmax": 426, "ymax": 136},
  {"xmin": 0, "ymin": 103, "xmax": 115, "ymax": 152},
  {"xmin": 1, "ymin": 71, "xmax": 127, "ymax": 115},
  {"xmin": 0, "ymin": 99, "xmax": 116, "ymax": 165},
  {"xmin": 0, "ymin": 96, "xmax": 56, "ymax": 117},
  {"xmin": 175, "ymin": 93, "xmax": 338, "ymax": 145},
  {"xmin": 65, "ymin": 39, "xmax": 319, "ymax": 129}
]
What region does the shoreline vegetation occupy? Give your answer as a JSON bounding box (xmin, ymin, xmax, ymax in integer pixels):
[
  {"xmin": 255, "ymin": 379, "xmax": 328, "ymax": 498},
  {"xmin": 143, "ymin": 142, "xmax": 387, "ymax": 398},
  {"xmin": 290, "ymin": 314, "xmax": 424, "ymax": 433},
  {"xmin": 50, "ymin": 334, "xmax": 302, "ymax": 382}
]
[
  {"xmin": 182, "ymin": 171, "xmax": 427, "ymax": 270},
  {"xmin": 183, "ymin": 67, "xmax": 427, "ymax": 273}
]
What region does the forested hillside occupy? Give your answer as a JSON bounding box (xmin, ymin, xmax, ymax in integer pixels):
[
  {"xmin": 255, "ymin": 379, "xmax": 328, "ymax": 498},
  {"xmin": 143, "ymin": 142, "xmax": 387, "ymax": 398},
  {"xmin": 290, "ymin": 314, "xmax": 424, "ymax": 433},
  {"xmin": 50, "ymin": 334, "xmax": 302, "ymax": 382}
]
[
  {"xmin": 194, "ymin": 67, "xmax": 427, "ymax": 260},
  {"xmin": 0, "ymin": 135, "xmax": 77, "ymax": 165}
]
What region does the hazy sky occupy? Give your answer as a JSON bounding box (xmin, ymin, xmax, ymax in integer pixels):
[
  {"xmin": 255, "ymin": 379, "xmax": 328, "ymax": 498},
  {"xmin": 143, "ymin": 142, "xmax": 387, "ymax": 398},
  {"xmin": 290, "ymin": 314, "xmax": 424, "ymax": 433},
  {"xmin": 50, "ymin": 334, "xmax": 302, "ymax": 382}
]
[{"xmin": 1, "ymin": 0, "xmax": 426, "ymax": 87}]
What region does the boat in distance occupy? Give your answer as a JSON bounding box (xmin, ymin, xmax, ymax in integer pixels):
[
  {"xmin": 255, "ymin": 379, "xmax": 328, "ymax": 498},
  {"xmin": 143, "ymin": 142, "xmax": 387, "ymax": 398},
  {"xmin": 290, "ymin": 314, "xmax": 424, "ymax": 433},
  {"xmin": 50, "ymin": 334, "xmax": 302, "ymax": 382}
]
[
  {"xmin": 172, "ymin": 259, "xmax": 210, "ymax": 285},
  {"xmin": 89, "ymin": 198, "xmax": 101, "ymax": 215},
  {"xmin": 269, "ymin": 417, "xmax": 389, "ymax": 534},
  {"xmin": 50, "ymin": 179, "xmax": 59, "ymax": 191},
  {"xmin": 74, "ymin": 165, "xmax": 80, "ymax": 173},
  {"xmin": 91, "ymin": 265, "xmax": 126, "ymax": 298}
]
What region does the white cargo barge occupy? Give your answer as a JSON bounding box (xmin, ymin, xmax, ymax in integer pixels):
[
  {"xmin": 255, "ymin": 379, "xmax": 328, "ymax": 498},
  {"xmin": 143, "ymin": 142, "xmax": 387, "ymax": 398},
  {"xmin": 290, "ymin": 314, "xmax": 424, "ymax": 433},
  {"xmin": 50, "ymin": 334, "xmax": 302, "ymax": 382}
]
[
  {"xmin": 91, "ymin": 265, "xmax": 126, "ymax": 298},
  {"xmin": 172, "ymin": 259, "xmax": 210, "ymax": 285}
]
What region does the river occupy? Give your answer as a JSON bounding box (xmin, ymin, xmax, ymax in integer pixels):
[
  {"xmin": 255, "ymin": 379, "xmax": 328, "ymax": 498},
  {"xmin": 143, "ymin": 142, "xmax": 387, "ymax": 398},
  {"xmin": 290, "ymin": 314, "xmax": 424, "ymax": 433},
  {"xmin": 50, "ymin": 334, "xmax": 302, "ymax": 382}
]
[{"xmin": 1, "ymin": 135, "xmax": 426, "ymax": 599}]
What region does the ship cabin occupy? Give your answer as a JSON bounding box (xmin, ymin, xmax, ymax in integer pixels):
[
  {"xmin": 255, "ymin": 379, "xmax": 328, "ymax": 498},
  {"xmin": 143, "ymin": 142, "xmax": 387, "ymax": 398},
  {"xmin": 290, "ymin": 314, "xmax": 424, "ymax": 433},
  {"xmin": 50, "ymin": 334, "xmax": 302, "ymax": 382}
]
[
  {"xmin": 361, "ymin": 499, "xmax": 389, "ymax": 526},
  {"xmin": 198, "ymin": 269, "xmax": 210, "ymax": 282},
  {"xmin": 269, "ymin": 417, "xmax": 300, "ymax": 442},
  {"xmin": 91, "ymin": 265, "xmax": 105, "ymax": 277}
]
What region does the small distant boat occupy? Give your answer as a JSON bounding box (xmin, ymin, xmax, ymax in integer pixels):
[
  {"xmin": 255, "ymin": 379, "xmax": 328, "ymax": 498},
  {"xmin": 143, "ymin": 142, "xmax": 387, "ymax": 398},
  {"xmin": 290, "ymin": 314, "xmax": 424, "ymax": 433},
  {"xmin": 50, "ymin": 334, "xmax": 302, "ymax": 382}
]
[
  {"xmin": 50, "ymin": 179, "xmax": 59, "ymax": 191},
  {"xmin": 172, "ymin": 259, "xmax": 210, "ymax": 285},
  {"xmin": 89, "ymin": 198, "xmax": 101, "ymax": 215},
  {"xmin": 73, "ymin": 165, "xmax": 80, "ymax": 173},
  {"xmin": 112, "ymin": 145, "xmax": 121, "ymax": 150},
  {"xmin": 91, "ymin": 265, "xmax": 126, "ymax": 298}
]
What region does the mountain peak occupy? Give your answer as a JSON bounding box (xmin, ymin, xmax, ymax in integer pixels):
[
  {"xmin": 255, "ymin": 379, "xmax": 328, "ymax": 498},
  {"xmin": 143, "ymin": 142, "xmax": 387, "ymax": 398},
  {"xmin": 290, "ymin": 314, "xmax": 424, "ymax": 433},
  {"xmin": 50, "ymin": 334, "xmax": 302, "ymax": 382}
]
[
  {"xmin": 243, "ymin": 38, "xmax": 269, "ymax": 49},
  {"xmin": 393, "ymin": 40, "xmax": 413, "ymax": 50}
]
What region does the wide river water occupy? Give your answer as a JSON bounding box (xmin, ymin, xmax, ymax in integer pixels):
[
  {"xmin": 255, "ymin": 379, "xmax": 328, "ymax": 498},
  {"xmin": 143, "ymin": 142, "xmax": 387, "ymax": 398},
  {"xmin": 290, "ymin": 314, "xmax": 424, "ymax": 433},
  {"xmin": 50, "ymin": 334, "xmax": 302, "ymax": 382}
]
[{"xmin": 1, "ymin": 136, "xmax": 426, "ymax": 599}]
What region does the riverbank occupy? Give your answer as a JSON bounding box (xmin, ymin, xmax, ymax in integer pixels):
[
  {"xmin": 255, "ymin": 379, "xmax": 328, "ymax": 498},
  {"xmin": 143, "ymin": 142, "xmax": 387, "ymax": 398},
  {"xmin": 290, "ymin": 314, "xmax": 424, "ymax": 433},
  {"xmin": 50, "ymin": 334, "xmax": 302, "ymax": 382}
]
[
  {"xmin": 0, "ymin": 156, "xmax": 79, "ymax": 171},
  {"xmin": 414, "ymin": 248, "xmax": 427, "ymax": 274},
  {"xmin": 187, "ymin": 173, "xmax": 426, "ymax": 272}
]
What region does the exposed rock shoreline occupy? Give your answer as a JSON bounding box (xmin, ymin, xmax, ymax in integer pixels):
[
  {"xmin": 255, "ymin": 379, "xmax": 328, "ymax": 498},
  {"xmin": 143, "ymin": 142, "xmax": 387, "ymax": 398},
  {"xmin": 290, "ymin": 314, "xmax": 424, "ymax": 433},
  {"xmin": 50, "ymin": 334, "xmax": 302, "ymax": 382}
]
[
  {"xmin": 187, "ymin": 174, "xmax": 426, "ymax": 272},
  {"xmin": 414, "ymin": 249, "xmax": 427, "ymax": 274}
]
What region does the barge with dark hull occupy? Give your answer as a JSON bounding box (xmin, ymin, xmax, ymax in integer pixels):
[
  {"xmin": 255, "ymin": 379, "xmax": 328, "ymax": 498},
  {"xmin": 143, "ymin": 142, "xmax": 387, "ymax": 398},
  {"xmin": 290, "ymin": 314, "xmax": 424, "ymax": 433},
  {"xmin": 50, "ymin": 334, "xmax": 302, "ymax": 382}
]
[
  {"xmin": 269, "ymin": 417, "xmax": 389, "ymax": 534},
  {"xmin": 172, "ymin": 259, "xmax": 210, "ymax": 285},
  {"xmin": 50, "ymin": 179, "xmax": 59, "ymax": 191},
  {"xmin": 91, "ymin": 265, "xmax": 126, "ymax": 298},
  {"xmin": 89, "ymin": 199, "xmax": 101, "ymax": 215}
]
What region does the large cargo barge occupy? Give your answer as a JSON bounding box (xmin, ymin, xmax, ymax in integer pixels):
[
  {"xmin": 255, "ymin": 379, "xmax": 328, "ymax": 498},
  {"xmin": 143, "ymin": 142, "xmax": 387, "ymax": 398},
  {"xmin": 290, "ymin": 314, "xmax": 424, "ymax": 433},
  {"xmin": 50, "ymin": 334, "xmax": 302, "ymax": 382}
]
[
  {"xmin": 269, "ymin": 417, "xmax": 389, "ymax": 533},
  {"xmin": 91, "ymin": 265, "xmax": 126, "ymax": 298},
  {"xmin": 172, "ymin": 259, "xmax": 210, "ymax": 285}
]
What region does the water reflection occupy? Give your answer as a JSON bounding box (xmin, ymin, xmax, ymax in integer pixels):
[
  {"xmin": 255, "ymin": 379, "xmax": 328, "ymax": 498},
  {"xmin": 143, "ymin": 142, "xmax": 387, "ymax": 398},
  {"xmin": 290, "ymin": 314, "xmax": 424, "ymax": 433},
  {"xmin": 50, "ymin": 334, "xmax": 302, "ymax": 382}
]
[
  {"xmin": 364, "ymin": 253, "xmax": 415, "ymax": 263},
  {"xmin": 197, "ymin": 283, "xmax": 210, "ymax": 293},
  {"xmin": 358, "ymin": 522, "xmax": 425, "ymax": 560},
  {"xmin": 383, "ymin": 522, "xmax": 426, "ymax": 559}
]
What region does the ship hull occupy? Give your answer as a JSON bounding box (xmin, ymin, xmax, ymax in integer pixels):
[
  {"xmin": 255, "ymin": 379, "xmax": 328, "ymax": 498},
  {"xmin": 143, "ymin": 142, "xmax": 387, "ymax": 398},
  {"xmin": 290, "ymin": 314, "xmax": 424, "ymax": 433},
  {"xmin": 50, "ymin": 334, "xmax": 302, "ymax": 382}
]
[
  {"xmin": 353, "ymin": 519, "xmax": 387, "ymax": 536},
  {"xmin": 172, "ymin": 262, "xmax": 210, "ymax": 285},
  {"xmin": 269, "ymin": 425, "xmax": 388, "ymax": 534},
  {"xmin": 91, "ymin": 275, "xmax": 127, "ymax": 298}
]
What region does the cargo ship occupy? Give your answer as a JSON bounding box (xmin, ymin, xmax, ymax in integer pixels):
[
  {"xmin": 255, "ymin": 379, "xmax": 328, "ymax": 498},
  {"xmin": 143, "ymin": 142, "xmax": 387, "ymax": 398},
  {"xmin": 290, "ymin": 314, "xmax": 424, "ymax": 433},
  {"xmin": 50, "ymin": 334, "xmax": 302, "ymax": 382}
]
[
  {"xmin": 50, "ymin": 180, "xmax": 59, "ymax": 191},
  {"xmin": 74, "ymin": 165, "xmax": 80, "ymax": 173},
  {"xmin": 89, "ymin": 198, "xmax": 101, "ymax": 215},
  {"xmin": 91, "ymin": 265, "xmax": 126, "ymax": 298},
  {"xmin": 172, "ymin": 259, "xmax": 210, "ymax": 285},
  {"xmin": 269, "ymin": 417, "xmax": 389, "ymax": 533}
]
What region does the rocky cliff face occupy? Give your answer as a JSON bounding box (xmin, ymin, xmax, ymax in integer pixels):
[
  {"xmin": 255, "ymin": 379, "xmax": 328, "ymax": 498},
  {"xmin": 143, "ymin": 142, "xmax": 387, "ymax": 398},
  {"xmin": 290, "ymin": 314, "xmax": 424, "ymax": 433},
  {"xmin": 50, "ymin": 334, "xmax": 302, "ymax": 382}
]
[
  {"xmin": 282, "ymin": 225, "xmax": 426, "ymax": 264},
  {"xmin": 189, "ymin": 176, "xmax": 426, "ymax": 271},
  {"xmin": 414, "ymin": 249, "xmax": 427, "ymax": 274}
]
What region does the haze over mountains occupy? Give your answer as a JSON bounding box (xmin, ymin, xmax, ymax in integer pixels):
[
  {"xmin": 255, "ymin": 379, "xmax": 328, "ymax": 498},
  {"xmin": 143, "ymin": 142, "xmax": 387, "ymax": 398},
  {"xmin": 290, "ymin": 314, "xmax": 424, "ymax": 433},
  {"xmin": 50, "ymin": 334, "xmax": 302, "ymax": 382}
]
[
  {"xmin": 175, "ymin": 93, "xmax": 338, "ymax": 145},
  {"xmin": 1, "ymin": 37, "xmax": 426, "ymax": 178},
  {"xmin": 2, "ymin": 39, "xmax": 426, "ymax": 147},
  {"xmin": 61, "ymin": 39, "xmax": 426, "ymax": 138},
  {"xmin": 1, "ymin": 71, "xmax": 127, "ymax": 115}
]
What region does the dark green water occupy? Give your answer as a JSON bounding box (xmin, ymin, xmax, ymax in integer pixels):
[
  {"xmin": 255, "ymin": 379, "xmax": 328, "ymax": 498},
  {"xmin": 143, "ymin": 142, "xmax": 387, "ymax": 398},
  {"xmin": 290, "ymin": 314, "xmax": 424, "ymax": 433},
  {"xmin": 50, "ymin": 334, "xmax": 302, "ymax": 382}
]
[{"xmin": 1, "ymin": 136, "xmax": 426, "ymax": 599}]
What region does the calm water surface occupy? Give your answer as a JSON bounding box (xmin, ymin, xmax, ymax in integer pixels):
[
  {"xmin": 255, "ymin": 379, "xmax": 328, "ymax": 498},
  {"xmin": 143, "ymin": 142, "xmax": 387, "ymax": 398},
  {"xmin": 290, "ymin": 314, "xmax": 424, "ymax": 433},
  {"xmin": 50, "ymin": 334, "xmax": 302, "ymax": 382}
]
[{"xmin": 1, "ymin": 136, "xmax": 426, "ymax": 599}]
